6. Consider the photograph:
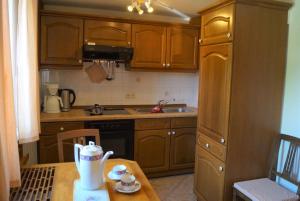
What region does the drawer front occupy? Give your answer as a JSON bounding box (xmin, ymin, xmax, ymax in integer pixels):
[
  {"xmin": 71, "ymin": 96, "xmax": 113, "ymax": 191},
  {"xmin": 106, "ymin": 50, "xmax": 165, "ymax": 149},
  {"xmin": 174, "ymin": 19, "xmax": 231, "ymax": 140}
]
[
  {"xmin": 200, "ymin": 4, "xmax": 234, "ymax": 45},
  {"xmin": 41, "ymin": 122, "xmax": 84, "ymax": 135},
  {"xmin": 171, "ymin": 117, "xmax": 197, "ymax": 128},
  {"xmin": 135, "ymin": 118, "xmax": 170, "ymax": 130},
  {"xmin": 198, "ymin": 132, "xmax": 226, "ymax": 162}
]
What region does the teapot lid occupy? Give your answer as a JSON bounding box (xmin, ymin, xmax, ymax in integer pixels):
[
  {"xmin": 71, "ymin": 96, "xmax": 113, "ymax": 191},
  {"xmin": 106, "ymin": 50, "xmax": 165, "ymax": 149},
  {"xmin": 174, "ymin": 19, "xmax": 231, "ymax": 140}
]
[{"xmin": 81, "ymin": 141, "xmax": 103, "ymax": 156}]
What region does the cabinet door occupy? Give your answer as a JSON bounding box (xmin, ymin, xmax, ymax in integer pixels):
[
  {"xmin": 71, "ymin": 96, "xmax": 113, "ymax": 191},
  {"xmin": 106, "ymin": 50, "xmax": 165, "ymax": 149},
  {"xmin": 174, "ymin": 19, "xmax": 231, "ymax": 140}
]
[
  {"xmin": 166, "ymin": 27, "xmax": 199, "ymax": 70},
  {"xmin": 170, "ymin": 128, "xmax": 196, "ymax": 170},
  {"xmin": 200, "ymin": 4, "xmax": 234, "ymax": 45},
  {"xmin": 198, "ymin": 43, "xmax": 232, "ymax": 145},
  {"xmin": 131, "ymin": 24, "xmax": 167, "ymax": 69},
  {"xmin": 134, "ymin": 129, "xmax": 170, "ymax": 173},
  {"xmin": 40, "ymin": 16, "xmax": 83, "ymax": 67},
  {"xmin": 84, "ymin": 20, "xmax": 131, "ymax": 47},
  {"xmin": 194, "ymin": 146, "xmax": 225, "ymax": 201}
]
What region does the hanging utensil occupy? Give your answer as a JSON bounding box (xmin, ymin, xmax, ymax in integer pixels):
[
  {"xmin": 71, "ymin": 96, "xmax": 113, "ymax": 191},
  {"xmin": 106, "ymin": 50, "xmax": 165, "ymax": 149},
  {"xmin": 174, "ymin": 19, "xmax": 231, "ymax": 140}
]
[
  {"xmin": 85, "ymin": 61, "xmax": 108, "ymax": 83},
  {"xmin": 106, "ymin": 61, "xmax": 115, "ymax": 81}
]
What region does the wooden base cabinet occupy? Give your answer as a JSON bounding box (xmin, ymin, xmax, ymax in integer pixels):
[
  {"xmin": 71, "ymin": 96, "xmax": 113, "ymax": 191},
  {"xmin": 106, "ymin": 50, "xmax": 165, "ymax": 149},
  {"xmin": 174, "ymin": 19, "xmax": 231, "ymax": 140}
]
[
  {"xmin": 39, "ymin": 122, "xmax": 84, "ymax": 163},
  {"xmin": 135, "ymin": 129, "xmax": 171, "ymax": 173},
  {"xmin": 170, "ymin": 128, "xmax": 196, "ymax": 170},
  {"xmin": 195, "ymin": 1, "xmax": 291, "ymax": 201},
  {"xmin": 134, "ymin": 117, "xmax": 197, "ymax": 176}
]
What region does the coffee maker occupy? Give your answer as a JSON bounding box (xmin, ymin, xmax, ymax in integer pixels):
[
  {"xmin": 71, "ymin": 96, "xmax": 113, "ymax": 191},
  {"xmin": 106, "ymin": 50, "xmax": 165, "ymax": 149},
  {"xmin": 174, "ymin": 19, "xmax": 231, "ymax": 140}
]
[{"xmin": 44, "ymin": 83, "xmax": 63, "ymax": 113}]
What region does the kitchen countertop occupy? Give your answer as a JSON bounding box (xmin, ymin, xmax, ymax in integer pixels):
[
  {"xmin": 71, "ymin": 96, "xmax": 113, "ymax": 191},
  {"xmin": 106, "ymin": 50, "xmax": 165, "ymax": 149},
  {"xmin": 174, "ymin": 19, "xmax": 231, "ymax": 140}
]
[{"xmin": 40, "ymin": 107, "xmax": 197, "ymax": 122}]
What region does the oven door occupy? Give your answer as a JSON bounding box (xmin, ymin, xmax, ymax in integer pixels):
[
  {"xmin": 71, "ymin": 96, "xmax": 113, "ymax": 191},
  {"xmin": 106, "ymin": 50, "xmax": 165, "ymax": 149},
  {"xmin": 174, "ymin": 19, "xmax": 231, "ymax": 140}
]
[{"xmin": 86, "ymin": 130, "xmax": 134, "ymax": 160}]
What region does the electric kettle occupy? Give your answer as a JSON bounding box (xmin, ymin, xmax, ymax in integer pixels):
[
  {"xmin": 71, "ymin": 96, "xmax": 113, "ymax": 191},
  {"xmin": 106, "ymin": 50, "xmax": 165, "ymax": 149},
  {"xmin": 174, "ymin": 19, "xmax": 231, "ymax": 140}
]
[
  {"xmin": 58, "ymin": 89, "xmax": 76, "ymax": 112},
  {"xmin": 74, "ymin": 141, "xmax": 113, "ymax": 190}
]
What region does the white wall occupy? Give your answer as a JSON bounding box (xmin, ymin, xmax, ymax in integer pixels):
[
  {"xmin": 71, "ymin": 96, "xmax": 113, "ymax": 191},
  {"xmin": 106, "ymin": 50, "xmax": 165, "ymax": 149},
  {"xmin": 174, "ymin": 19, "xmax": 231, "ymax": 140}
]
[
  {"xmin": 279, "ymin": 0, "xmax": 300, "ymax": 192},
  {"xmin": 281, "ymin": 1, "xmax": 300, "ymax": 137},
  {"xmin": 40, "ymin": 64, "xmax": 199, "ymax": 107}
]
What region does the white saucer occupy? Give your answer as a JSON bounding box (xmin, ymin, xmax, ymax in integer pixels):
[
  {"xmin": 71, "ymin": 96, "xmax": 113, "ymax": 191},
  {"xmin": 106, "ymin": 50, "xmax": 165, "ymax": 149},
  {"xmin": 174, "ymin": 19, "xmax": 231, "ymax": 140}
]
[
  {"xmin": 115, "ymin": 181, "xmax": 141, "ymax": 194},
  {"xmin": 108, "ymin": 171, "xmax": 124, "ymax": 181}
]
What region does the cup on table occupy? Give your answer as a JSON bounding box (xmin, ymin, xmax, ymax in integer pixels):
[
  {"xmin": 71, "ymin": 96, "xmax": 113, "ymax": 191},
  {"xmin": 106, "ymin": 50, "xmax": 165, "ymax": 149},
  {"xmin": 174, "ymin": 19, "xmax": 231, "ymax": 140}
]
[{"xmin": 120, "ymin": 172, "xmax": 136, "ymax": 191}]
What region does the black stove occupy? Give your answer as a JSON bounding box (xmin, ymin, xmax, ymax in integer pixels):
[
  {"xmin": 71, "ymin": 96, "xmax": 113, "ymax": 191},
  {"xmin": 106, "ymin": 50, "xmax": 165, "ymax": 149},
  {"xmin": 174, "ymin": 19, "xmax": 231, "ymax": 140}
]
[{"xmin": 85, "ymin": 104, "xmax": 129, "ymax": 115}]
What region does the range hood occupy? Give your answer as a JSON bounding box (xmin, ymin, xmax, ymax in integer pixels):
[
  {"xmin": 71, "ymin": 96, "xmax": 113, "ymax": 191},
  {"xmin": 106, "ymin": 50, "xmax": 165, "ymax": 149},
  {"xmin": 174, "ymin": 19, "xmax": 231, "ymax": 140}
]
[{"xmin": 83, "ymin": 44, "xmax": 133, "ymax": 62}]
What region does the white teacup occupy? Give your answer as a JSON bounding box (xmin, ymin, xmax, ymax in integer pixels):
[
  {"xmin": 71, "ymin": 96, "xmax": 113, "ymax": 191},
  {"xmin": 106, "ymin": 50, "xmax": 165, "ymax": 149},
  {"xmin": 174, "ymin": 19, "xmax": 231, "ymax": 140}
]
[
  {"xmin": 120, "ymin": 172, "xmax": 136, "ymax": 191},
  {"xmin": 112, "ymin": 165, "xmax": 127, "ymax": 176}
]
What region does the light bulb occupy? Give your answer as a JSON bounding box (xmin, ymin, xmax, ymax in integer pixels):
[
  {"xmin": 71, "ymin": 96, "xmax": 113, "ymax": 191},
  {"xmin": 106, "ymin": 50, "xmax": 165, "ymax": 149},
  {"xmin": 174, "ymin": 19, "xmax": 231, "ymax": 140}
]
[
  {"xmin": 138, "ymin": 9, "xmax": 144, "ymax": 15},
  {"xmin": 127, "ymin": 5, "xmax": 134, "ymax": 12},
  {"xmin": 147, "ymin": 6, "xmax": 154, "ymax": 13}
]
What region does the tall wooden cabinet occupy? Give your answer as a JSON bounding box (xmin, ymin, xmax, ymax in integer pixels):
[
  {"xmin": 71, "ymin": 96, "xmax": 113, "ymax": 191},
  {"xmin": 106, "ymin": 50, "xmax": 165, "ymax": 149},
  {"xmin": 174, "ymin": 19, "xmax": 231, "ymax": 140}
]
[{"xmin": 194, "ymin": 1, "xmax": 291, "ymax": 201}]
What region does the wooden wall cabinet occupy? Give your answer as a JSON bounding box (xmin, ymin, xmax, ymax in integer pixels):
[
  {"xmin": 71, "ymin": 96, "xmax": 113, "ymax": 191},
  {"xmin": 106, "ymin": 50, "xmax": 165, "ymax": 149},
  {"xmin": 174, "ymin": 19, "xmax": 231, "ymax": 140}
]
[
  {"xmin": 39, "ymin": 12, "xmax": 199, "ymax": 71},
  {"xmin": 166, "ymin": 27, "xmax": 199, "ymax": 70},
  {"xmin": 131, "ymin": 24, "xmax": 199, "ymax": 70},
  {"xmin": 84, "ymin": 20, "xmax": 131, "ymax": 47},
  {"xmin": 40, "ymin": 15, "xmax": 83, "ymax": 68},
  {"xmin": 131, "ymin": 24, "xmax": 167, "ymax": 69},
  {"xmin": 39, "ymin": 122, "xmax": 84, "ymax": 163},
  {"xmin": 195, "ymin": 1, "xmax": 291, "ymax": 201},
  {"xmin": 134, "ymin": 117, "xmax": 196, "ymax": 176}
]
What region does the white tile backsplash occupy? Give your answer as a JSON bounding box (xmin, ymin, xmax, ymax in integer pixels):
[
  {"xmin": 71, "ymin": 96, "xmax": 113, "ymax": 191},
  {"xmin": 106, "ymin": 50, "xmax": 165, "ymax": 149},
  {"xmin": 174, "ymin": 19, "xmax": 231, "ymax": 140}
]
[{"xmin": 40, "ymin": 64, "xmax": 199, "ymax": 107}]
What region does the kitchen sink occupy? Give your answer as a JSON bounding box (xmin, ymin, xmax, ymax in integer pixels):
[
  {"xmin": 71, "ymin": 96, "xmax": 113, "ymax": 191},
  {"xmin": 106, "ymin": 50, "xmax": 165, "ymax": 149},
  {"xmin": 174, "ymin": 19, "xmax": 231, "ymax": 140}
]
[{"xmin": 134, "ymin": 107, "xmax": 192, "ymax": 113}]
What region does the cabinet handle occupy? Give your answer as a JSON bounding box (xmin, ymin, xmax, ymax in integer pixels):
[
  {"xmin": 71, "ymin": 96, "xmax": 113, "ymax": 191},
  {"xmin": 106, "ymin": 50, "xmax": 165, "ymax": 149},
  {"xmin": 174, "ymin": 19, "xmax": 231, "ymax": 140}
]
[
  {"xmin": 199, "ymin": 39, "xmax": 202, "ymax": 43},
  {"xmin": 227, "ymin": 33, "xmax": 231, "ymax": 39},
  {"xmin": 168, "ymin": 131, "xmax": 171, "ymax": 136},
  {"xmin": 205, "ymin": 143, "xmax": 210, "ymax": 148},
  {"xmin": 128, "ymin": 41, "xmax": 131, "ymax": 45},
  {"xmin": 78, "ymin": 59, "xmax": 82, "ymax": 64},
  {"xmin": 166, "ymin": 63, "xmax": 170, "ymax": 67},
  {"xmin": 219, "ymin": 166, "xmax": 224, "ymax": 172},
  {"xmin": 60, "ymin": 127, "xmax": 64, "ymax": 131},
  {"xmin": 172, "ymin": 131, "xmax": 176, "ymax": 135},
  {"xmin": 220, "ymin": 138, "xmax": 225, "ymax": 144},
  {"xmin": 163, "ymin": 63, "xmax": 166, "ymax": 67}
]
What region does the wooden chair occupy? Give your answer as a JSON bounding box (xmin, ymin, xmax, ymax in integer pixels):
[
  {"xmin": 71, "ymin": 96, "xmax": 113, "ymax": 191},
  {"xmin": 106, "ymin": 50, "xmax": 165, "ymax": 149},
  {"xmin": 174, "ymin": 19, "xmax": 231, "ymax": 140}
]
[
  {"xmin": 233, "ymin": 134, "xmax": 300, "ymax": 201},
  {"xmin": 57, "ymin": 129, "xmax": 100, "ymax": 162}
]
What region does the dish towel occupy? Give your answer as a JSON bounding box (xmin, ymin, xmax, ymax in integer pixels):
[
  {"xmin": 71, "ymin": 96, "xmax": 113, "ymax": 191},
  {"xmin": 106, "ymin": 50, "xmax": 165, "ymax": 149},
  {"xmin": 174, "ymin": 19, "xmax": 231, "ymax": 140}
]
[{"xmin": 73, "ymin": 179, "xmax": 110, "ymax": 201}]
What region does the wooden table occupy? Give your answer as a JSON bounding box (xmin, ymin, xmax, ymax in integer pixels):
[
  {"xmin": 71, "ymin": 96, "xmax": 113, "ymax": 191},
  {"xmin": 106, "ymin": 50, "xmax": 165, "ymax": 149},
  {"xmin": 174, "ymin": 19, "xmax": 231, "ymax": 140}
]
[{"xmin": 31, "ymin": 159, "xmax": 160, "ymax": 201}]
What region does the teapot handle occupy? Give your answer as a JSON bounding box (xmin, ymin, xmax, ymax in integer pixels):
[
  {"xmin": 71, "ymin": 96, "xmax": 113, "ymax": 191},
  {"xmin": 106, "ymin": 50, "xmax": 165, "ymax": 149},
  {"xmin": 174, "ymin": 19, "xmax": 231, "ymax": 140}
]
[{"xmin": 74, "ymin": 144, "xmax": 83, "ymax": 173}]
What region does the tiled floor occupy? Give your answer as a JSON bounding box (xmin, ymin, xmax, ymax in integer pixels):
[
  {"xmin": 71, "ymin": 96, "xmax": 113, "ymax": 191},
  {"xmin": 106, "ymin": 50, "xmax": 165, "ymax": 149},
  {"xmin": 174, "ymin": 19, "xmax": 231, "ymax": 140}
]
[{"xmin": 149, "ymin": 174, "xmax": 197, "ymax": 201}]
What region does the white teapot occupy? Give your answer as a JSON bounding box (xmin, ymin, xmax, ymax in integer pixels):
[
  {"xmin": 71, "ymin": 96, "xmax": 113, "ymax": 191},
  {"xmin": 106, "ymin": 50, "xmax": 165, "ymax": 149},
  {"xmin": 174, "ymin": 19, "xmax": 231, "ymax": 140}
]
[{"xmin": 74, "ymin": 141, "xmax": 113, "ymax": 190}]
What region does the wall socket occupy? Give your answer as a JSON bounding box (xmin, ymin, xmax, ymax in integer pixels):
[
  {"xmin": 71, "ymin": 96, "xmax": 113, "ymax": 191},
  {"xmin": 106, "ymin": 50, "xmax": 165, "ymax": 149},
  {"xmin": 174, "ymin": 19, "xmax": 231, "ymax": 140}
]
[{"xmin": 125, "ymin": 93, "xmax": 136, "ymax": 99}]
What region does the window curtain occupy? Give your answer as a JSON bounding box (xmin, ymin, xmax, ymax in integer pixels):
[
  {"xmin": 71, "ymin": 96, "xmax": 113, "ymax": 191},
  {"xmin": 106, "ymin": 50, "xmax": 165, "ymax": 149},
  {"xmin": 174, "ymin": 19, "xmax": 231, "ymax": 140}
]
[
  {"xmin": 15, "ymin": 0, "xmax": 40, "ymax": 143},
  {"xmin": 0, "ymin": 2, "xmax": 21, "ymax": 201}
]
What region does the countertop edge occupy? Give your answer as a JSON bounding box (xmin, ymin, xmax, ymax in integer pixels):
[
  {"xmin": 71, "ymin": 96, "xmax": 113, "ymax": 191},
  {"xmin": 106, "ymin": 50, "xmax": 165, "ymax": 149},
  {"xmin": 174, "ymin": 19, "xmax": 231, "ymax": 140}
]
[{"xmin": 40, "ymin": 107, "xmax": 198, "ymax": 123}]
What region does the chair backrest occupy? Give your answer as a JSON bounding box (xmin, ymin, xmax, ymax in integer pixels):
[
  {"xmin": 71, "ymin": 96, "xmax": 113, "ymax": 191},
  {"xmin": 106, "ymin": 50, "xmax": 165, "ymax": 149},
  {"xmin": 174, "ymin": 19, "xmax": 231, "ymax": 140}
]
[
  {"xmin": 57, "ymin": 129, "xmax": 100, "ymax": 162},
  {"xmin": 269, "ymin": 134, "xmax": 300, "ymax": 195}
]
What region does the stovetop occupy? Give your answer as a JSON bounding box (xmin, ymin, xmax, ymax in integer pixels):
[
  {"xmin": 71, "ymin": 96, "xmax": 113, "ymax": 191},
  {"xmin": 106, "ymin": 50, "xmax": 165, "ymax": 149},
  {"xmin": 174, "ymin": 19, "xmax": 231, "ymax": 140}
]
[
  {"xmin": 101, "ymin": 108, "xmax": 129, "ymax": 115},
  {"xmin": 85, "ymin": 105, "xmax": 129, "ymax": 116}
]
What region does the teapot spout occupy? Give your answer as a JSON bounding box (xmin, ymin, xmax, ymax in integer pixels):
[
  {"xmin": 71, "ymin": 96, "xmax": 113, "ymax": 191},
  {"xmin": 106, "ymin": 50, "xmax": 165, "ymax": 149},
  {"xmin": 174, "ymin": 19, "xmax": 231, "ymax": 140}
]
[{"xmin": 101, "ymin": 151, "xmax": 114, "ymax": 163}]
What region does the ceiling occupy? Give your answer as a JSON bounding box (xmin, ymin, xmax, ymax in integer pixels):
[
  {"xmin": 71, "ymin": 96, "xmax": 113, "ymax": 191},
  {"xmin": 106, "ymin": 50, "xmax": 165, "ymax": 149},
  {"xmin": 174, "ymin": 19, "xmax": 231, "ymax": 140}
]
[
  {"xmin": 41, "ymin": 0, "xmax": 219, "ymax": 22},
  {"xmin": 41, "ymin": 0, "xmax": 294, "ymax": 23}
]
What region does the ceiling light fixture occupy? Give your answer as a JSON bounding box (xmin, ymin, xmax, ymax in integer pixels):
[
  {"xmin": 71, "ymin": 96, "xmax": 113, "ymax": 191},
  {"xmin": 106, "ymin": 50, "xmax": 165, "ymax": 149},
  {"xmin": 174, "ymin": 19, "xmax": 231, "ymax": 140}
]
[{"xmin": 127, "ymin": 0, "xmax": 154, "ymax": 15}]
